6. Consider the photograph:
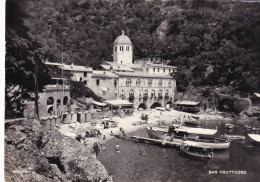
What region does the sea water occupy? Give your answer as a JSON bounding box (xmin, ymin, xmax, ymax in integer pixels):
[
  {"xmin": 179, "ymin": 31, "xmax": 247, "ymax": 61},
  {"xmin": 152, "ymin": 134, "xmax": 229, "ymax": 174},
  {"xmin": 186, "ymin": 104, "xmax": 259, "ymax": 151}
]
[{"xmin": 98, "ymin": 120, "xmax": 260, "ymax": 182}]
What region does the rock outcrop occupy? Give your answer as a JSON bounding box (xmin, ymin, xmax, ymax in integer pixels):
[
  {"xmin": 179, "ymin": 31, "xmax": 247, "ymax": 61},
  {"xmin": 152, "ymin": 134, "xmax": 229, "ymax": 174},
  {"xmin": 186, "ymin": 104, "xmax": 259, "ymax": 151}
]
[{"xmin": 5, "ymin": 119, "xmax": 109, "ymax": 182}]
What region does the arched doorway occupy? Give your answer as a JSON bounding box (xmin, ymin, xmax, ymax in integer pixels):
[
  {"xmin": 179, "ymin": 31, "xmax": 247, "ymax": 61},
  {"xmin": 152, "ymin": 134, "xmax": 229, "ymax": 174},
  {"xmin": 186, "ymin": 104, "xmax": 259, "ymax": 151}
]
[
  {"xmin": 137, "ymin": 103, "xmax": 147, "ymax": 110},
  {"xmin": 63, "ymin": 96, "xmax": 68, "ymax": 105},
  {"xmin": 166, "ymin": 101, "xmax": 173, "ymax": 108},
  {"xmin": 150, "ymin": 102, "xmax": 162, "ymax": 109}
]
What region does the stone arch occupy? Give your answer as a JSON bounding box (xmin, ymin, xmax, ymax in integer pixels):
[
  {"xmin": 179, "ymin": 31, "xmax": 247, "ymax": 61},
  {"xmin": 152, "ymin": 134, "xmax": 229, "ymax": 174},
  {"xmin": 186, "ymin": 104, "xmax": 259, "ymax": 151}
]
[
  {"xmin": 150, "ymin": 102, "xmax": 162, "ymax": 109},
  {"xmin": 47, "ymin": 97, "xmax": 54, "ymax": 105},
  {"xmin": 63, "ymin": 96, "xmax": 69, "ymax": 105},
  {"xmin": 218, "ymin": 98, "xmax": 234, "ymax": 112},
  {"xmin": 137, "ymin": 103, "xmax": 147, "ymax": 110},
  {"xmin": 47, "ymin": 106, "xmax": 54, "ymax": 115}
]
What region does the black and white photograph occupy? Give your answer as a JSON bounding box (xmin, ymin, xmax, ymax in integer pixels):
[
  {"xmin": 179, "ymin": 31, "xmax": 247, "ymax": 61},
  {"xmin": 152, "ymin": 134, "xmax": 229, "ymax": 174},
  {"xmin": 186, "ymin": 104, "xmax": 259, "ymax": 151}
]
[{"xmin": 3, "ymin": 0, "xmax": 260, "ymax": 181}]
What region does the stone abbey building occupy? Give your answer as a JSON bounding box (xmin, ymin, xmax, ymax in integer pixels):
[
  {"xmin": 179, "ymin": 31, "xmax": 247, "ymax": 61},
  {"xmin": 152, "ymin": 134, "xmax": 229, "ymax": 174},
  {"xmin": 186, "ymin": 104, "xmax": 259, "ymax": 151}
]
[
  {"xmin": 80, "ymin": 31, "xmax": 177, "ymax": 110},
  {"xmin": 38, "ymin": 31, "xmax": 177, "ymax": 117}
]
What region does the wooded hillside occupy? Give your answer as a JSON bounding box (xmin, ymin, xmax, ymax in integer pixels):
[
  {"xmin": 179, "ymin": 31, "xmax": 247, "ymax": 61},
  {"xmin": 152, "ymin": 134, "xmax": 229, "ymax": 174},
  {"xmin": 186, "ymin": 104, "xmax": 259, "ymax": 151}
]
[{"xmin": 6, "ymin": 0, "xmax": 260, "ymax": 93}]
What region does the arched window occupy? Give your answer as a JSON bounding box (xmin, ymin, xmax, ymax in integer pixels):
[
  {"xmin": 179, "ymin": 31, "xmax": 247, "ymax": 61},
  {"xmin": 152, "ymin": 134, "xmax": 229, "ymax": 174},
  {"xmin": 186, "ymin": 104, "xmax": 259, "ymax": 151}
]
[
  {"xmin": 165, "ymin": 89, "xmax": 169, "ymax": 98},
  {"xmin": 126, "ymin": 79, "xmax": 132, "ymax": 86},
  {"xmin": 151, "ymin": 90, "xmax": 155, "ymax": 98},
  {"xmin": 115, "ymin": 46, "xmax": 117, "ymax": 52},
  {"xmin": 122, "ymin": 94, "xmax": 125, "ymax": 100},
  {"xmin": 63, "ymin": 96, "xmax": 68, "ymax": 105},
  {"xmin": 129, "ymin": 89, "xmax": 134, "ymax": 96},
  {"xmin": 136, "ymin": 79, "xmax": 141, "ymax": 87},
  {"xmin": 158, "ymin": 89, "xmax": 163, "ymax": 98},
  {"xmin": 158, "ymin": 80, "xmax": 162, "ymax": 87},
  {"xmin": 47, "ymin": 97, "xmax": 54, "ymax": 105},
  {"xmin": 168, "ymin": 80, "xmax": 172, "ymax": 88},
  {"xmin": 148, "ymin": 79, "xmax": 152, "ymax": 87}
]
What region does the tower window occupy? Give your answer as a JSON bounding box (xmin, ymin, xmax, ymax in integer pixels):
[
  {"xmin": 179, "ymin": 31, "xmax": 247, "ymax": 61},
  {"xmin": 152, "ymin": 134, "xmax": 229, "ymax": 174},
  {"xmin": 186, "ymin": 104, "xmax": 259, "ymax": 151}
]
[{"xmin": 96, "ymin": 80, "xmax": 100, "ymax": 86}]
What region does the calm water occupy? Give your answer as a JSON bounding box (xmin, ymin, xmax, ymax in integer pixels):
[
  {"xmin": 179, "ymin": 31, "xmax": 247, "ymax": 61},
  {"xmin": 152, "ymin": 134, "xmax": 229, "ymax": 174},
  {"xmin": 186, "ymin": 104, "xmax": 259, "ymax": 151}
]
[{"xmin": 98, "ymin": 120, "xmax": 260, "ymax": 182}]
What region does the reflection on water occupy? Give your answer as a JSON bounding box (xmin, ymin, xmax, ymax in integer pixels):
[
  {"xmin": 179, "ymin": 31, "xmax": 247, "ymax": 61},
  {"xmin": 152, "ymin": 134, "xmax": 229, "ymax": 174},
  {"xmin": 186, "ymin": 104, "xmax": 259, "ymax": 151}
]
[{"xmin": 98, "ymin": 120, "xmax": 260, "ymax": 182}]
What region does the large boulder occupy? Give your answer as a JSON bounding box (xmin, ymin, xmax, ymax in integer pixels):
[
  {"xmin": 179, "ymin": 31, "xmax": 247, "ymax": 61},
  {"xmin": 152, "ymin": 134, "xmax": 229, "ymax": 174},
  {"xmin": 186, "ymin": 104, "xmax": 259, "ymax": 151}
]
[{"xmin": 5, "ymin": 119, "xmax": 109, "ymax": 182}]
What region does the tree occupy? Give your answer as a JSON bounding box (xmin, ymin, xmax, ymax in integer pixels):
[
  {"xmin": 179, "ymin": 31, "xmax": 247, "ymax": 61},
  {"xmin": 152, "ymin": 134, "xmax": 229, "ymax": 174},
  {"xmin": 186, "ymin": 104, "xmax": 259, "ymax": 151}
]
[{"xmin": 5, "ymin": 0, "xmax": 51, "ymax": 117}]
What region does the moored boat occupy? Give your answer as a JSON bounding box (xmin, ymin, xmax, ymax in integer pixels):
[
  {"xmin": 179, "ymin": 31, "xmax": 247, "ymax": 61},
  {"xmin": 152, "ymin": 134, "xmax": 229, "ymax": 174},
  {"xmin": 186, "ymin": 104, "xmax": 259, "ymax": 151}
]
[
  {"xmin": 180, "ymin": 142, "xmax": 214, "ymax": 159},
  {"xmin": 146, "ymin": 127, "xmax": 230, "ymax": 150}
]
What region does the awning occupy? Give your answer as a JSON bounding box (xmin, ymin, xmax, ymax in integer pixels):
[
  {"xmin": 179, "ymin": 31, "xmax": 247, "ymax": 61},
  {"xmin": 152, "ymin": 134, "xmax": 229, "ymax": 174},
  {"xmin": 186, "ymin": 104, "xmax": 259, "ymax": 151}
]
[
  {"xmin": 254, "ymin": 93, "xmax": 260, "ymax": 98},
  {"xmin": 105, "ymin": 100, "xmax": 133, "ymax": 106},
  {"xmin": 175, "ymin": 100, "xmax": 200, "ymax": 106},
  {"xmin": 175, "ymin": 127, "xmax": 217, "ymax": 135},
  {"xmin": 248, "ymin": 134, "xmax": 260, "ymax": 142},
  {"xmin": 92, "ymin": 101, "xmax": 107, "ymax": 107}
]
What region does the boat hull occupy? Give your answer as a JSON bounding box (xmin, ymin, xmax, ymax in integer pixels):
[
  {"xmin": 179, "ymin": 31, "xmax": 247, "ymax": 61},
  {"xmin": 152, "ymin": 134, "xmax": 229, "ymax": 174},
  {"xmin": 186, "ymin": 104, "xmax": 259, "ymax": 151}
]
[
  {"xmin": 146, "ymin": 127, "xmax": 230, "ymax": 150},
  {"xmin": 180, "ymin": 146, "xmax": 213, "ymax": 159}
]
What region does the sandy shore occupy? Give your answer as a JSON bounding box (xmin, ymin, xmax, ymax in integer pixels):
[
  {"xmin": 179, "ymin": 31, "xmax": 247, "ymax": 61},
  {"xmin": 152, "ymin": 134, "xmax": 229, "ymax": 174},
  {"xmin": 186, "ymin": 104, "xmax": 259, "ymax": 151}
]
[{"xmin": 58, "ymin": 109, "xmax": 227, "ymax": 146}]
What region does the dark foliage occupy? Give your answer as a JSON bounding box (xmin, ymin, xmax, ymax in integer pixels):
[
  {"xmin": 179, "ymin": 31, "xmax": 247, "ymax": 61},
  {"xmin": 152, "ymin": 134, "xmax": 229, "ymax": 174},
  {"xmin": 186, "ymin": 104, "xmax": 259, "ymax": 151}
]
[
  {"xmin": 70, "ymin": 81, "xmax": 103, "ymax": 102},
  {"xmin": 7, "ymin": 0, "xmax": 260, "ymax": 97}
]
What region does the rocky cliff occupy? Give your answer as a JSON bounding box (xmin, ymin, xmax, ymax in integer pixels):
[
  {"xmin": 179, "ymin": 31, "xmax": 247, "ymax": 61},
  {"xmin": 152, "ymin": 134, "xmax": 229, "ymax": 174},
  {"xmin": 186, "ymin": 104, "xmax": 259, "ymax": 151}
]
[{"xmin": 5, "ymin": 119, "xmax": 109, "ymax": 182}]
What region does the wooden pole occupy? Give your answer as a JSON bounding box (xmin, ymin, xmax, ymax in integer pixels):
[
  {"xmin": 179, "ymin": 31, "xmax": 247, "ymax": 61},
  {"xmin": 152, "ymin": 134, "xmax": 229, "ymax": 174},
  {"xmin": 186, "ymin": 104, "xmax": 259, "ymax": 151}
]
[{"xmin": 34, "ymin": 53, "xmax": 39, "ymax": 120}]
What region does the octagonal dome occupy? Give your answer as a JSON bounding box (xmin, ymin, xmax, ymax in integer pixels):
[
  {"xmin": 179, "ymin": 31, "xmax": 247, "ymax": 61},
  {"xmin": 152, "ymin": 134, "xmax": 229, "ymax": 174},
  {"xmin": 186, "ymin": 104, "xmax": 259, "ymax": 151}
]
[{"xmin": 114, "ymin": 30, "xmax": 132, "ymax": 45}]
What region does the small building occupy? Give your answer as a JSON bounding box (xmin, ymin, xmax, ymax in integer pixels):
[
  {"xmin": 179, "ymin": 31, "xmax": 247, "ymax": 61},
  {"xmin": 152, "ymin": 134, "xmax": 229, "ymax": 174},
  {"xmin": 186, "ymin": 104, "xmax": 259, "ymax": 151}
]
[{"xmin": 174, "ymin": 100, "xmax": 200, "ymax": 114}]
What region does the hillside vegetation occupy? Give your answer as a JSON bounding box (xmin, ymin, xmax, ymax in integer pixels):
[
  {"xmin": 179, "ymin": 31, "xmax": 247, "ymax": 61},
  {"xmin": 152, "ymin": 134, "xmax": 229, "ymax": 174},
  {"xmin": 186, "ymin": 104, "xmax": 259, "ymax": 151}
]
[{"xmin": 7, "ymin": 0, "xmax": 260, "ymax": 94}]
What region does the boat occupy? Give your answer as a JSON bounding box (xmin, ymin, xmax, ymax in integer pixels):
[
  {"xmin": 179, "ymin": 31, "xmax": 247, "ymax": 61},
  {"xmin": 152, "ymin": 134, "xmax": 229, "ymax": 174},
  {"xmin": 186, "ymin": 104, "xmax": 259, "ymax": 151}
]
[
  {"xmin": 248, "ymin": 134, "xmax": 260, "ymax": 144},
  {"xmin": 146, "ymin": 127, "xmax": 230, "ymax": 150},
  {"xmin": 180, "ymin": 141, "xmax": 214, "ymax": 159},
  {"xmin": 221, "ymin": 134, "xmax": 245, "ymax": 140},
  {"xmin": 225, "ymin": 123, "xmax": 234, "ymax": 129}
]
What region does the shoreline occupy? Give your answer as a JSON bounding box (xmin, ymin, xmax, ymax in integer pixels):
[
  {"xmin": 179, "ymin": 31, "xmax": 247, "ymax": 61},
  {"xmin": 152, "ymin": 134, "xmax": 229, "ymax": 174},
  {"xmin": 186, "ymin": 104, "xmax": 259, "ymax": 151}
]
[{"xmin": 58, "ymin": 109, "xmax": 229, "ymax": 146}]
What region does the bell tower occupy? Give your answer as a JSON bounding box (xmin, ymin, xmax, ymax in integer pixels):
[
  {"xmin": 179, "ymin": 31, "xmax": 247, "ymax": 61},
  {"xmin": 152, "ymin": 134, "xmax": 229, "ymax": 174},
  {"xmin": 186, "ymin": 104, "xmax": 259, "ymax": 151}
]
[{"xmin": 113, "ymin": 30, "xmax": 133, "ymax": 65}]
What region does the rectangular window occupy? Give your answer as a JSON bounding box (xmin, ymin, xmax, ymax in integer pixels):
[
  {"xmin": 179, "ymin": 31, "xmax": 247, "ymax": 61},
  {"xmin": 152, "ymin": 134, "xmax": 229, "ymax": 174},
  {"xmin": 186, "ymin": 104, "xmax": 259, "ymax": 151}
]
[
  {"xmin": 84, "ymin": 81, "xmax": 87, "ymax": 85},
  {"xmin": 158, "ymin": 68, "xmax": 160, "ymax": 72},
  {"xmin": 96, "ymin": 79, "xmax": 100, "ymax": 86},
  {"xmin": 84, "ymin": 72, "xmax": 87, "ymax": 77},
  {"xmin": 153, "ymin": 68, "xmax": 155, "ymax": 72},
  {"xmin": 115, "ymin": 46, "xmax": 117, "ymax": 52},
  {"xmin": 122, "ymin": 46, "xmax": 124, "ymax": 51},
  {"xmin": 163, "ymin": 69, "xmax": 165, "ymax": 72}
]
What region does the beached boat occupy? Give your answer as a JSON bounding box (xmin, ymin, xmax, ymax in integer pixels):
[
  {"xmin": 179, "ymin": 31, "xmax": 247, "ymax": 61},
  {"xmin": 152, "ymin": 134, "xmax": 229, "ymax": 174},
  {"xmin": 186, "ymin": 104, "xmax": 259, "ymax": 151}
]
[
  {"xmin": 146, "ymin": 127, "xmax": 230, "ymax": 150},
  {"xmin": 180, "ymin": 141, "xmax": 214, "ymax": 159},
  {"xmin": 248, "ymin": 134, "xmax": 260, "ymax": 144},
  {"xmin": 225, "ymin": 123, "xmax": 234, "ymax": 129}
]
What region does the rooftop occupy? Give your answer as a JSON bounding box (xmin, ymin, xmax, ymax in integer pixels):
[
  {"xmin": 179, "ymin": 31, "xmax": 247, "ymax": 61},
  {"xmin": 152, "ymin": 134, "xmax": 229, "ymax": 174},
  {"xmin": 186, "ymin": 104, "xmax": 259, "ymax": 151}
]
[
  {"xmin": 147, "ymin": 63, "xmax": 177, "ymax": 69},
  {"xmin": 92, "ymin": 70, "xmax": 119, "ymax": 78},
  {"xmin": 59, "ymin": 63, "xmax": 93, "ymax": 72},
  {"xmin": 174, "ymin": 100, "xmax": 200, "ymax": 106},
  {"xmin": 116, "ymin": 72, "xmax": 173, "ymax": 79},
  {"xmin": 105, "ymin": 100, "xmax": 133, "ymax": 106}
]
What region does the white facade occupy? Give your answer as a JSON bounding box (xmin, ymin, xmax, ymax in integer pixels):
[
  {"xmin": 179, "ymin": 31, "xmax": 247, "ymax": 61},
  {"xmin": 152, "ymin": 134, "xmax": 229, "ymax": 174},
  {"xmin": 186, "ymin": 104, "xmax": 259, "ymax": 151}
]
[{"xmin": 113, "ymin": 31, "xmax": 133, "ymax": 65}]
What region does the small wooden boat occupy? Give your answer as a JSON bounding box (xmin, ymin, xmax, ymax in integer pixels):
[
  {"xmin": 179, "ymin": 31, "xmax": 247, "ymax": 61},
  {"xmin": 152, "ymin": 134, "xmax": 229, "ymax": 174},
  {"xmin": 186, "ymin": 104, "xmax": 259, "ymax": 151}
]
[
  {"xmin": 180, "ymin": 142, "xmax": 214, "ymax": 159},
  {"xmin": 221, "ymin": 134, "xmax": 245, "ymax": 140},
  {"xmin": 225, "ymin": 123, "xmax": 234, "ymax": 129}
]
